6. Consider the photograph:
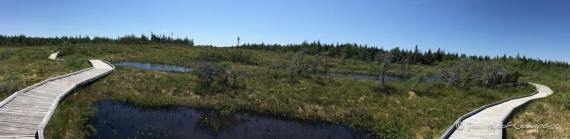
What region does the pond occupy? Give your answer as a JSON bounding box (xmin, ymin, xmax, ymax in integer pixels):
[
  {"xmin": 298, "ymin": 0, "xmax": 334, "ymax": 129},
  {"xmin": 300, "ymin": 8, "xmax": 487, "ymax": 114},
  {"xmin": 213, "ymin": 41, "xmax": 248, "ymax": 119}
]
[
  {"xmin": 113, "ymin": 62, "xmax": 193, "ymax": 72},
  {"xmin": 111, "ymin": 62, "xmax": 440, "ymax": 82},
  {"xmin": 88, "ymin": 100, "xmax": 370, "ymax": 139},
  {"xmin": 328, "ymin": 73, "xmax": 441, "ymax": 82}
]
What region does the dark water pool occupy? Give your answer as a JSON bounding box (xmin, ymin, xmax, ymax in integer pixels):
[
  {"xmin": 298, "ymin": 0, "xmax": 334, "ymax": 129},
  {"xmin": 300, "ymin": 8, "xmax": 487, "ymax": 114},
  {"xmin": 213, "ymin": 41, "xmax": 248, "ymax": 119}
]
[
  {"xmin": 328, "ymin": 73, "xmax": 441, "ymax": 82},
  {"xmin": 113, "ymin": 62, "xmax": 193, "ymax": 72},
  {"xmin": 88, "ymin": 100, "xmax": 370, "ymax": 139}
]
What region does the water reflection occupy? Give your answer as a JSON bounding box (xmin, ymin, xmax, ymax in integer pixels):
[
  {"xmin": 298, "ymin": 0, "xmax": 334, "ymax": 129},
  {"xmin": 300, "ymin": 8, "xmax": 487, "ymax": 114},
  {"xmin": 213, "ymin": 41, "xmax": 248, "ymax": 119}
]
[
  {"xmin": 113, "ymin": 62, "xmax": 193, "ymax": 72},
  {"xmin": 88, "ymin": 100, "xmax": 369, "ymax": 139}
]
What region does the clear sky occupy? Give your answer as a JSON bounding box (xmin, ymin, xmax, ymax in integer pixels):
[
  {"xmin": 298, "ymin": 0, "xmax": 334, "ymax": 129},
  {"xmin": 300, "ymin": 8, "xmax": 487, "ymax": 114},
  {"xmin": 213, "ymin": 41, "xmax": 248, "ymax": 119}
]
[{"xmin": 1, "ymin": 0, "xmax": 569, "ymax": 62}]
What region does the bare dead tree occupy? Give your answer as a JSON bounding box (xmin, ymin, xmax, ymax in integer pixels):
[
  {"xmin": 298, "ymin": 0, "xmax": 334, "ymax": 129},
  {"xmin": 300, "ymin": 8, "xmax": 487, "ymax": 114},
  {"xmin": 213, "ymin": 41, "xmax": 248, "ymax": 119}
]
[
  {"xmin": 282, "ymin": 53, "xmax": 293, "ymax": 60},
  {"xmin": 376, "ymin": 51, "xmax": 383, "ymax": 66},
  {"xmin": 459, "ymin": 58, "xmax": 475, "ymax": 90},
  {"xmin": 400, "ymin": 58, "xmax": 407, "ymax": 78},
  {"xmin": 353, "ymin": 58, "xmax": 357, "ymax": 65},
  {"xmin": 321, "ymin": 52, "xmax": 329, "ymax": 72},
  {"xmin": 306, "ymin": 59, "xmax": 319, "ymax": 75},
  {"xmin": 289, "ymin": 60, "xmax": 304, "ymax": 75},
  {"xmin": 376, "ymin": 52, "xmax": 393, "ymax": 89},
  {"xmin": 195, "ymin": 62, "xmax": 216, "ymax": 83},
  {"xmin": 424, "ymin": 83, "xmax": 434, "ymax": 94},
  {"xmin": 229, "ymin": 70, "xmax": 248, "ymax": 87},
  {"xmin": 271, "ymin": 56, "xmax": 279, "ymax": 69},
  {"xmin": 297, "ymin": 48, "xmax": 307, "ymax": 60}
]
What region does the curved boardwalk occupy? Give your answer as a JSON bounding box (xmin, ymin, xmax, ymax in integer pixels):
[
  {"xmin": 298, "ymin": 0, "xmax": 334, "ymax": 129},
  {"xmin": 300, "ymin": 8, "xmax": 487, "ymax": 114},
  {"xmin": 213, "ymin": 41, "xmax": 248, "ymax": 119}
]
[
  {"xmin": 441, "ymin": 83, "xmax": 553, "ymax": 139},
  {"xmin": 0, "ymin": 59, "xmax": 114, "ymax": 139},
  {"xmin": 48, "ymin": 52, "xmax": 58, "ymax": 60}
]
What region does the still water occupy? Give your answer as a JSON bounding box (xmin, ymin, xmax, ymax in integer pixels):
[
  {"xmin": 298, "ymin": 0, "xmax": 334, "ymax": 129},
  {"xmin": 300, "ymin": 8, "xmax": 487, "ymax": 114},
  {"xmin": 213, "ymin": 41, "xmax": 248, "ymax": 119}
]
[
  {"xmin": 88, "ymin": 100, "xmax": 369, "ymax": 139},
  {"xmin": 112, "ymin": 62, "xmax": 440, "ymax": 82},
  {"xmin": 113, "ymin": 62, "xmax": 193, "ymax": 72}
]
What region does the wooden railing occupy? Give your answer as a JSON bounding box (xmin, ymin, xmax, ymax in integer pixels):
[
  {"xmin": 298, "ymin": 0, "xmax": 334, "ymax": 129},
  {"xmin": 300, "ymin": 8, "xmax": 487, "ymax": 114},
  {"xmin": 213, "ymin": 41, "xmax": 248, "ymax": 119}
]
[
  {"xmin": 440, "ymin": 83, "xmax": 544, "ymax": 138},
  {"xmin": 34, "ymin": 59, "xmax": 114, "ymax": 139}
]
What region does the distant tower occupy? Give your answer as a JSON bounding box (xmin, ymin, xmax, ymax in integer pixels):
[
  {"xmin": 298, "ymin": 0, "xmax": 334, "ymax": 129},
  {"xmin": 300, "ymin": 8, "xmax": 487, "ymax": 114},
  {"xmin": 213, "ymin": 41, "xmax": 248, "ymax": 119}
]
[{"xmin": 237, "ymin": 36, "xmax": 240, "ymax": 46}]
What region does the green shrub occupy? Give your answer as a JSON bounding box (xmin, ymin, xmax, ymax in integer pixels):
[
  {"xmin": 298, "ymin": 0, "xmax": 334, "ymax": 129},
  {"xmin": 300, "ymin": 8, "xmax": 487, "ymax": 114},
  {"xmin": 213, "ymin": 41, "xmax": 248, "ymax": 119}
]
[
  {"xmin": 369, "ymin": 119, "xmax": 409, "ymax": 139},
  {"xmin": 564, "ymin": 92, "xmax": 570, "ymax": 109}
]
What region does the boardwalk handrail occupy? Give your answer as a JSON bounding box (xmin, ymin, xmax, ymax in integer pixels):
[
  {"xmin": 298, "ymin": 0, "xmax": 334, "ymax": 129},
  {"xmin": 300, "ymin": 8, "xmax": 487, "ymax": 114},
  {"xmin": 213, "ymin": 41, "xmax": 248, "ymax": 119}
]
[
  {"xmin": 0, "ymin": 67, "xmax": 93, "ymax": 138},
  {"xmin": 439, "ymin": 90, "xmax": 540, "ymax": 139},
  {"xmin": 34, "ymin": 59, "xmax": 114, "ymax": 139},
  {"xmin": 96, "ymin": 58, "xmax": 115, "ymax": 69},
  {"xmin": 0, "ymin": 68, "xmax": 93, "ymax": 108}
]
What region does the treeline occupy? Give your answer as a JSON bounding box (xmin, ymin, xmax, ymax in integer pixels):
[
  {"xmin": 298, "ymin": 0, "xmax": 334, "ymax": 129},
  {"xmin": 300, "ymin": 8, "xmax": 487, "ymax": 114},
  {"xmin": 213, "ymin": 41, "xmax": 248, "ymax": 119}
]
[
  {"xmin": 237, "ymin": 40, "xmax": 570, "ymax": 69},
  {"xmin": 1, "ymin": 33, "xmax": 568, "ymax": 69},
  {"xmin": 238, "ymin": 40, "xmax": 455, "ymax": 64},
  {"xmin": 0, "ymin": 32, "xmax": 194, "ymax": 47}
]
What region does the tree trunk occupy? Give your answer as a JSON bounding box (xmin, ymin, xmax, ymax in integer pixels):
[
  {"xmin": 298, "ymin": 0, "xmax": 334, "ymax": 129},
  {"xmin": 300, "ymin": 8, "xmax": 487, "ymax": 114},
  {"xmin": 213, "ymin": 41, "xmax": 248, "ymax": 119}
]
[
  {"xmin": 325, "ymin": 56, "xmax": 328, "ymax": 72},
  {"xmin": 500, "ymin": 75, "xmax": 505, "ymax": 90},
  {"xmin": 406, "ymin": 62, "xmax": 412, "ymax": 78},
  {"xmin": 382, "ymin": 61, "xmax": 387, "ymax": 88},
  {"xmin": 224, "ymin": 74, "xmax": 229, "ymax": 85},
  {"xmin": 463, "ymin": 76, "xmax": 469, "ymax": 89},
  {"xmin": 233, "ymin": 74, "xmax": 237, "ymax": 87},
  {"xmin": 377, "ymin": 58, "xmax": 381, "ymax": 66},
  {"xmin": 313, "ymin": 64, "xmax": 318, "ymax": 76},
  {"xmin": 424, "ymin": 84, "xmax": 434, "ymax": 94},
  {"xmin": 401, "ymin": 61, "xmax": 405, "ymax": 77},
  {"xmin": 491, "ymin": 75, "xmax": 496, "ymax": 89}
]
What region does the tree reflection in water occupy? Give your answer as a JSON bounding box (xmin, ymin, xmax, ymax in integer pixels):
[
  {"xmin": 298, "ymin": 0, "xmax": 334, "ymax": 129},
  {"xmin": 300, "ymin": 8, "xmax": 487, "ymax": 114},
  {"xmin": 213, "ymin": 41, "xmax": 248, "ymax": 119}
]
[{"xmin": 89, "ymin": 100, "xmax": 369, "ymax": 139}]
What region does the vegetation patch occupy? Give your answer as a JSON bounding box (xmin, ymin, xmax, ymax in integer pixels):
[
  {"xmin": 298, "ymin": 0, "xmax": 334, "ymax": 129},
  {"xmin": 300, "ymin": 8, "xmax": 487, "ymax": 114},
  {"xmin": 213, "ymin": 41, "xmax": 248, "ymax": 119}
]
[{"xmin": 1, "ymin": 35, "xmax": 568, "ymax": 138}]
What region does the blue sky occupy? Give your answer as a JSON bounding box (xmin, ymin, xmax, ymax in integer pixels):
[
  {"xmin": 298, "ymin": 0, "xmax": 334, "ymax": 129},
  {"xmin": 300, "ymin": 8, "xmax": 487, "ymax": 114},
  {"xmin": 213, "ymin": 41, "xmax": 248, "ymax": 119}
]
[{"xmin": 1, "ymin": 0, "xmax": 569, "ymax": 62}]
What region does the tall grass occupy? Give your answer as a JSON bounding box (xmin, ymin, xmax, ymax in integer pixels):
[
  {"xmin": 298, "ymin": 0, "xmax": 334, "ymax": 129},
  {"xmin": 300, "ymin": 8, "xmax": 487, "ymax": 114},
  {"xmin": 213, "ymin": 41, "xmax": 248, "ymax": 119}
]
[
  {"xmin": 0, "ymin": 44, "xmax": 557, "ymax": 138},
  {"xmin": 506, "ymin": 77, "xmax": 570, "ymax": 138}
]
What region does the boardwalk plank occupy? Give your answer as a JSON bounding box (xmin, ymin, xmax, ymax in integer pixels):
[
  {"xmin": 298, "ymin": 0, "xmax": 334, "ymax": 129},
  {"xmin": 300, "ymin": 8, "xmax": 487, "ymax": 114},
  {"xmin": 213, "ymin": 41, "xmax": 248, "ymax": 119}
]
[
  {"xmin": 9, "ymin": 97, "xmax": 53, "ymax": 103},
  {"xmin": 0, "ymin": 126, "xmax": 36, "ymax": 135},
  {"xmin": 445, "ymin": 83, "xmax": 553, "ymax": 139},
  {"xmin": 1, "ymin": 105, "xmax": 51, "ymax": 112},
  {"xmin": 450, "ymin": 130, "xmax": 499, "ymax": 139},
  {"xmin": 0, "ymin": 59, "xmax": 113, "ymax": 138},
  {"xmin": 16, "ymin": 92, "xmax": 58, "ymax": 99},
  {"xmin": 29, "ymin": 86, "xmax": 67, "ymax": 93},
  {"xmin": 0, "ymin": 115, "xmax": 44, "ymax": 123},
  {"xmin": 0, "ymin": 109, "xmax": 47, "ymax": 116}
]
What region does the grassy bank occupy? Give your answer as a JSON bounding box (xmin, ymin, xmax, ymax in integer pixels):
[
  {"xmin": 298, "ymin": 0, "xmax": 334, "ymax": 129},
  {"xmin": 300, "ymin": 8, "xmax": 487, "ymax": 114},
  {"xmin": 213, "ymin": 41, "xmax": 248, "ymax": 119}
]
[
  {"xmin": 0, "ymin": 44, "xmax": 555, "ymax": 138},
  {"xmin": 506, "ymin": 78, "xmax": 570, "ymax": 138},
  {"xmin": 0, "ymin": 46, "xmax": 91, "ymax": 100}
]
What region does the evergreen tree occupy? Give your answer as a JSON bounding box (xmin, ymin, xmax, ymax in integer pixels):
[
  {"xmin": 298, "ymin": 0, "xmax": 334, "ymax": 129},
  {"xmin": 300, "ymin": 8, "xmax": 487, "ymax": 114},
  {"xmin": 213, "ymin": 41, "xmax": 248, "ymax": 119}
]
[
  {"xmin": 425, "ymin": 49, "xmax": 433, "ymax": 65},
  {"xmin": 413, "ymin": 45, "xmax": 420, "ymax": 63},
  {"xmin": 341, "ymin": 45, "xmax": 351, "ymax": 60}
]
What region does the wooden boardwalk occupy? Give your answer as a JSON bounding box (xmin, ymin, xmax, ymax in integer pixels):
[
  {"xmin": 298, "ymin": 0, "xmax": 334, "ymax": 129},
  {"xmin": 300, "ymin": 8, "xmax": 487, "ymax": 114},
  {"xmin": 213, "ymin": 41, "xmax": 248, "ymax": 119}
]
[
  {"xmin": 47, "ymin": 52, "xmax": 58, "ymax": 60},
  {"xmin": 0, "ymin": 59, "xmax": 114, "ymax": 139},
  {"xmin": 441, "ymin": 83, "xmax": 553, "ymax": 139}
]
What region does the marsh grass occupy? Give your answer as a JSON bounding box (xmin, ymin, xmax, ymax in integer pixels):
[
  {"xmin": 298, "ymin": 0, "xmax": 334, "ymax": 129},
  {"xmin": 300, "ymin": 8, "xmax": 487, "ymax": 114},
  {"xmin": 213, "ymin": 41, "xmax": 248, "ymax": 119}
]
[
  {"xmin": 0, "ymin": 46, "xmax": 90, "ymax": 100},
  {"xmin": 506, "ymin": 78, "xmax": 570, "ymax": 138},
  {"xmin": 0, "ymin": 44, "xmax": 549, "ymax": 138}
]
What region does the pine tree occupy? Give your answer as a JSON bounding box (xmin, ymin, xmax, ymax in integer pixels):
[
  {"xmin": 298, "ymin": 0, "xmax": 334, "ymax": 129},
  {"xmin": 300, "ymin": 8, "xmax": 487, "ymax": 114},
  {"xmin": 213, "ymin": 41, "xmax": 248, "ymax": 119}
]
[
  {"xmin": 425, "ymin": 49, "xmax": 433, "ymax": 65},
  {"xmin": 413, "ymin": 45, "xmax": 420, "ymax": 63}
]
